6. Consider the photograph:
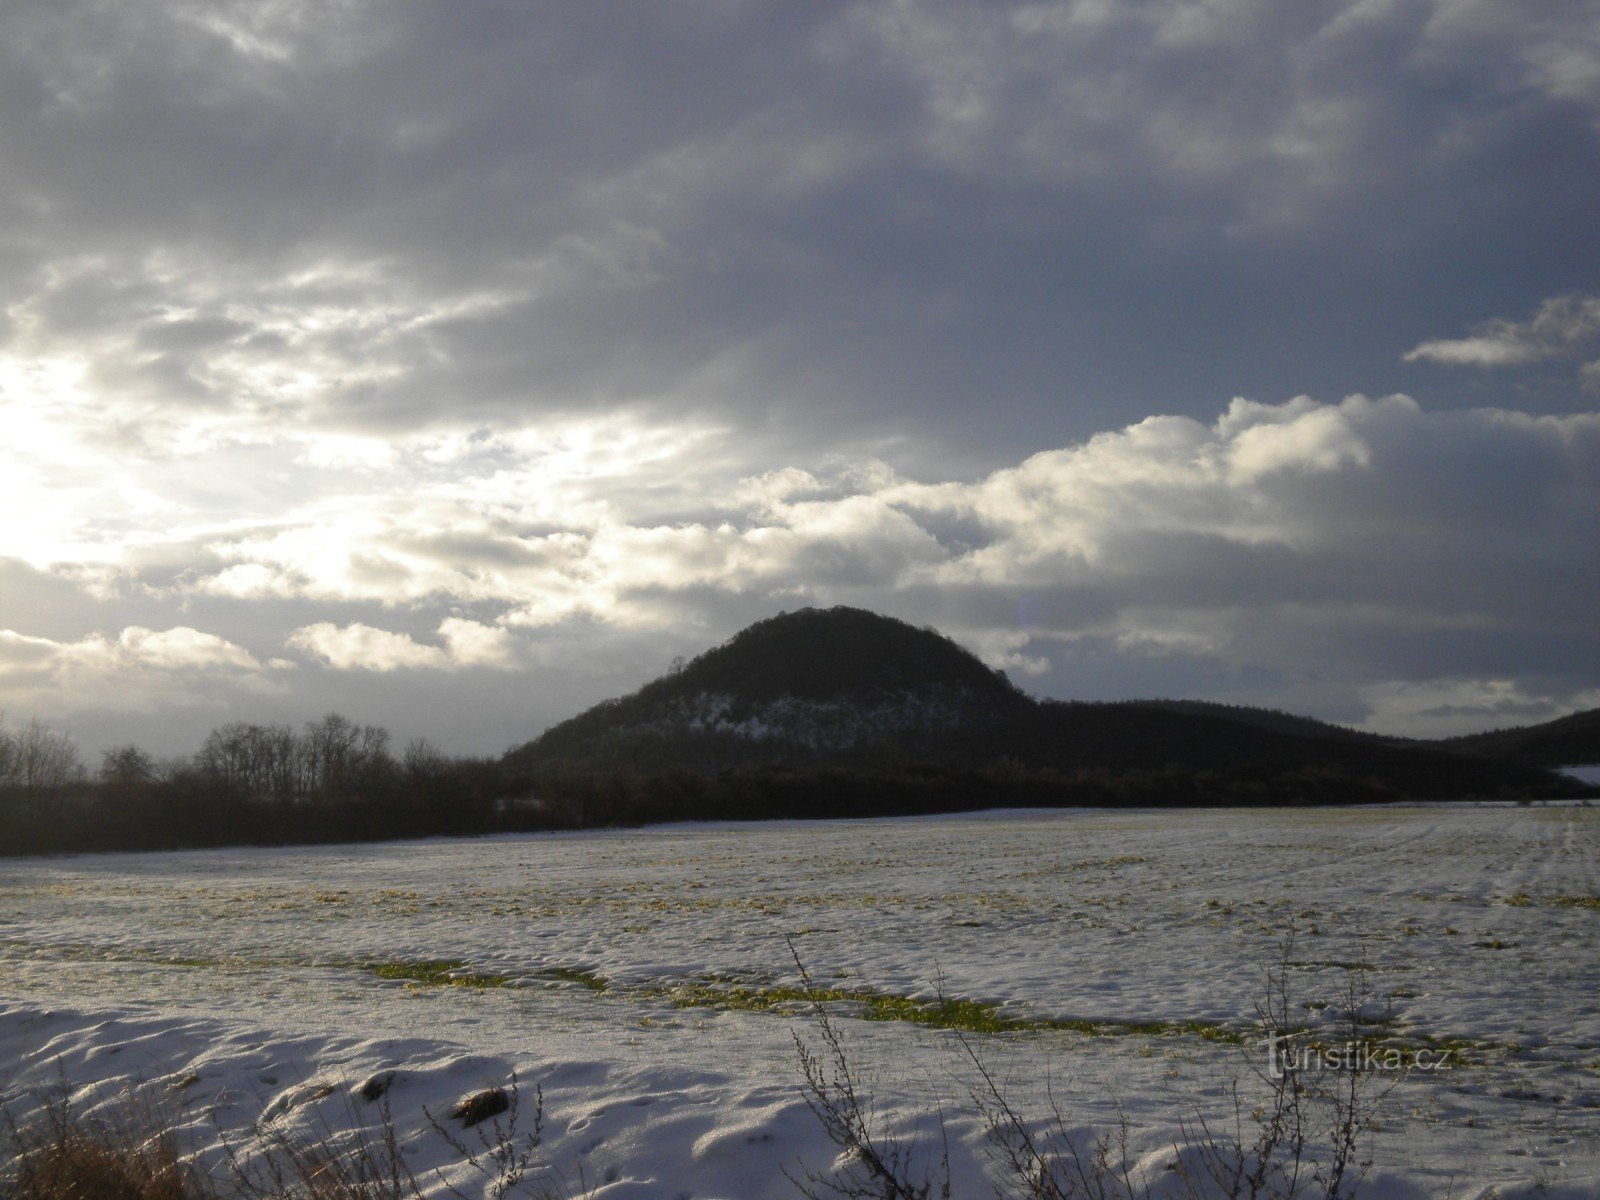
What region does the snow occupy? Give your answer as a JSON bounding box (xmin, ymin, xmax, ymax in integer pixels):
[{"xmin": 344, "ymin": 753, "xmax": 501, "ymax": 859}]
[
  {"xmin": 649, "ymin": 686, "xmax": 999, "ymax": 748},
  {"xmin": 2, "ymin": 804, "xmax": 1598, "ymax": 1198}
]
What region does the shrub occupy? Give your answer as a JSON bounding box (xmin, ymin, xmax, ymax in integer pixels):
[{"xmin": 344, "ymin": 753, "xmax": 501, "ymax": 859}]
[
  {"xmin": 1, "ymin": 1086, "xmax": 210, "ymax": 1200},
  {"xmin": 789, "ymin": 939, "xmax": 1392, "ymax": 1200}
]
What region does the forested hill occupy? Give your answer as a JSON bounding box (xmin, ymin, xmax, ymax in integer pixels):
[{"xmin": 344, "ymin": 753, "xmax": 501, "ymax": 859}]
[
  {"xmin": 1137, "ymin": 700, "xmax": 1385, "ymax": 744},
  {"xmin": 505, "ymin": 607, "xmax": 1583, "ymax": 802},
  {"xmin": 509, "ymin": 606, "xmax": 1029, "ymax": 773},
  {"xmin": 1437, "ymin": 708, "xmax": 1600, "ymax": 768},
  {"xmin": 1145, "ymin": 698, "xmax": 1600, "ymax": 769}
]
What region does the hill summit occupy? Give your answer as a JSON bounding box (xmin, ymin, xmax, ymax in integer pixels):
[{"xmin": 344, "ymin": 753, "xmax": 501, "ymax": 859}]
[
  {"xmin": 509, "ymin": 607, "xmax": 1026, "ymax": 770},
  {"xmin": 655, "ymin": 606, "xmax": 1018, "ymax": 703}
]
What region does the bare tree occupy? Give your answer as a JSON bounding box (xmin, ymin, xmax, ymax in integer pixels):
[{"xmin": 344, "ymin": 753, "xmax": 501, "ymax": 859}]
[
  {"xmin": 303, "ymin": 713, "xmax": 360, "ymax": 795},
  {"xmin": 100, "ymin": 745, "xmax": 159, "ymax": 786},
  {"xmin": 197, "ymin": 722, "xmax": 302, "ymax": 798},
  {"xmin": 403, "ymin": 737, "xmax": 445, "ymax": 780},
  {"xmin": 0, "ymin": 710, "xmax": 16, "ymax": 787},
  {"xmin": 13, "ymin": 717, "xmax": 82, "ymax": 793}
]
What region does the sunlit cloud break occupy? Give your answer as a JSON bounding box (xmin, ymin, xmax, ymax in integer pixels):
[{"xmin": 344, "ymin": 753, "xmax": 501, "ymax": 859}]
[{"xmin": 2, "ymin": 394, "xmax": 1595, "ymax": 744}]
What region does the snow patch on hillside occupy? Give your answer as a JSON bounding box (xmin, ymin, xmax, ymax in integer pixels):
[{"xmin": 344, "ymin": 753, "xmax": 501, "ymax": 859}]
[{"xmin": 663, "ymin": 684, "xmax": 999, "ymax": 748}]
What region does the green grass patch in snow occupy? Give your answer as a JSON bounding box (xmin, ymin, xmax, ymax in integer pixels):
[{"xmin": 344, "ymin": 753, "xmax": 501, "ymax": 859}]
[
  {"xmin": 648, "ymin": 977, "xmax": 1249, "ymax": 1042},
  {"xmin": 363, "ymin": 959, "xmax": 510, "ymax": 989},
  {"xmin": 536, "ymin": 966, "xmax": 609, "ymax": 991}
]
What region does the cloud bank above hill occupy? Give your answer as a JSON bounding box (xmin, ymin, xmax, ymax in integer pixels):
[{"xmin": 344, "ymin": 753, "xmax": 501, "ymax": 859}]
[{"xmin": 2, "ymin": 393, "xmax": 1594, "ymax": 751}]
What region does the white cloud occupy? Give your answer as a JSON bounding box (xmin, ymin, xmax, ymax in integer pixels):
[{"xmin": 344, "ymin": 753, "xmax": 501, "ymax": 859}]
[
  {"xmin": 956, "ymin": 628, "xmax": 1052, "ymax": 678},
  {"xmin": 1402, "ymin": 334, "xmax": 1547, "ymax": 369},
  {"xmin": 1109, "ymin": 611, "xmax": 1233, "ymax": 658},
  {"xmin": 287, "ymin": 623, "xmax": 450, "ymax": 672},
  {"xmin": 438, "ymin": 618, "xmax": 522, "ymax": 669},
  {"xmin": 110, "ymin": 396, "xmax": 1589, "ymax": 680},
  {"xmin": 108, "ymin": 626, "xmax": 267, "ymax": 672},
  {"xmin": 0, "ymin": 625, "xmax": 285, "ymax": 716},
  {"xmin": 288, "ymin": 618, "xmax": 524, "ymax": 673},
  {"xmin": 1404, "ymin": 294, "xmax": 1600, "ymax": 373},
  {"xmin": 892, "ymin": 395, "xmax": 1412, "ymax": 588},
  {"xmin": 0, "ymin": 626, "xmax": 270, "ymax": 675},
  {"xmin": 199, "ymin": 563, "xmax": 307, "ymax": 600},
  {"xmin": 1224, "ymin": 398, "xmax": 1375, "ymax": 482},
  {"xmin": 1419, "ymin": 1, "xmax": 1600, "ymax": 113}
]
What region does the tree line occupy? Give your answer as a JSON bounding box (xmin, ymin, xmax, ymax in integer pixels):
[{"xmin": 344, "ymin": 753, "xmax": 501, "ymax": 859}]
[
  {"xmin": 0, "ymin": 711, "xmax": 522, "ymax": 856},
  {"xmin": 8, "ymin": 703, "xmax": 1531, "ymax": 859}
]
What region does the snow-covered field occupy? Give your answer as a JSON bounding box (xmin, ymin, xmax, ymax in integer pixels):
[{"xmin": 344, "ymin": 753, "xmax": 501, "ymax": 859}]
[{"xmin": 3, "ymin": 805, "xmax": 1598, "ymax": 1198}]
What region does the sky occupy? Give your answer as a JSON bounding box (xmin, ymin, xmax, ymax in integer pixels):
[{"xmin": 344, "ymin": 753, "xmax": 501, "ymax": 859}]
[{"xmin": 2, "ymin": 0, "xmax": 1598, "ymax": 761}]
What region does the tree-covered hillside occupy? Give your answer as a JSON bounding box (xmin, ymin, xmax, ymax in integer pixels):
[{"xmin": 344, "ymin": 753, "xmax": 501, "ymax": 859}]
[
  {"xmin": 508, "ymin": 607, "xmax": 1029, "ymax": 771},
  {"xmin": 1439, "ymin": 708, "xmax": 1600, "ymax": 768},
  {"xmin": 507, "ymin": 607, "xmax": 1583, "ymax": 802}
]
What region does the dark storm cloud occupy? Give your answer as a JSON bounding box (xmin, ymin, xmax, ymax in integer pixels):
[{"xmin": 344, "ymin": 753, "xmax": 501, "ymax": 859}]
[{"xmin": 4, "ymin": 0, "xmax": 1597, "ymax": 449}]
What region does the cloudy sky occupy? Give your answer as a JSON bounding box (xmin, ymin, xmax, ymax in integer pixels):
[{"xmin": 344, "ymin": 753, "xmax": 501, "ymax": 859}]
[{"xmin": 3, "ymin": 0, "xmax": 1598, "ymax": 759}]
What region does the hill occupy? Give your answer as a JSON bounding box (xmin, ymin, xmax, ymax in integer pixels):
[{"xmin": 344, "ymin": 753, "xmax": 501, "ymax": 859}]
[
  {"xmin": 1437, "ymin": 707, "xmax": 1600, "ymax": 768},
  {"xmin": 1138, "ymin": 700, "xmax": 1385, "ymax": 744},
  {"xmin": 1146, "ymin": 699, "xmax": 1600, "ymax": 773},
  {"xmin": 510, "ymin": 607, "xmax": 1029, "ymax": 772},
  {"xmin": 506, "ymin": 608, "xmax": 1584, "ymax": 805}
]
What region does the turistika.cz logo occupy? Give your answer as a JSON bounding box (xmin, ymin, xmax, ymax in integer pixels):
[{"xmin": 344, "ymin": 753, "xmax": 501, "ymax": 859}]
[{"xmin": 1261, "ymin": 1030, "xmax": 1452, "ymax": 1078}]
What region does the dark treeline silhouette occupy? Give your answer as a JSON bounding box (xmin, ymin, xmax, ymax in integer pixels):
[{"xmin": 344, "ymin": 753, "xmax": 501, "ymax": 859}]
[
  {"xmin": 2, "ymin": 604, "xmax": 1595, "ymax": 857},
  {"xmin": 0, "ymin": 711, "xmax": 1588, "ymax": 859},
  {"xmin": 0, "ymin": 712, "xmax": 516, "ymax": 856}
]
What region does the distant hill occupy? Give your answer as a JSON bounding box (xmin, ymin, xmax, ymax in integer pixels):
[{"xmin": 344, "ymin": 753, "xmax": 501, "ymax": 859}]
[
  {"xmin": 511, "ymin": 607, "xmax": 1029, "ymax": 772},
  {"xmin": 1437, "ymin": 708, "xmax": 1600, "ymax": 768},
  {"xmin": 1138, "ymin": 700, "xmax": 1385, "ymax": 744},
  {"xmin": 945, "ymin": 700, "xmax": 1576, "ymax": 800},
  {"xmin": 1147, "ymin": 699, "xmax": 1600, "ymax": 772},
  {"xmin": 506, "ymin": 607, "xmax": 1585, "ymax": 804}
]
